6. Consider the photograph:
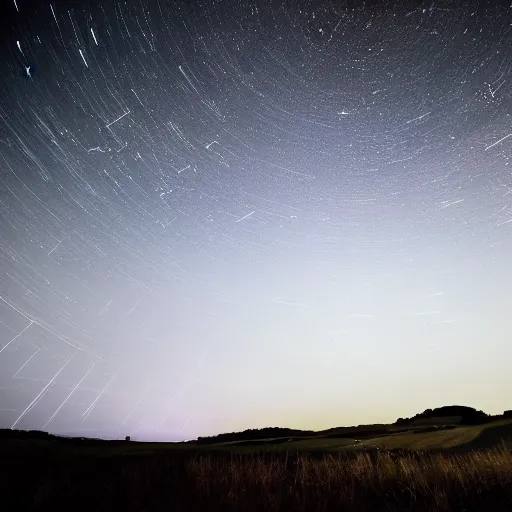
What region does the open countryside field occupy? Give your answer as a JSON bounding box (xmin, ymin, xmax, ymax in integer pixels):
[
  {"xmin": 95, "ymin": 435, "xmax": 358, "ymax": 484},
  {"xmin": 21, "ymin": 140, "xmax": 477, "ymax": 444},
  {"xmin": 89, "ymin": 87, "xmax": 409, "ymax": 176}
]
[
  {"xmin": 3, "ymin": 418, "xmax": 511, "ymax": 458},
  {"xmin": 3, "ymin": 418, "xmax": 512, "ymax": 511},
  {"xmin": 204, "ymin": 418, "xmax": 512, "ymax": 454}
]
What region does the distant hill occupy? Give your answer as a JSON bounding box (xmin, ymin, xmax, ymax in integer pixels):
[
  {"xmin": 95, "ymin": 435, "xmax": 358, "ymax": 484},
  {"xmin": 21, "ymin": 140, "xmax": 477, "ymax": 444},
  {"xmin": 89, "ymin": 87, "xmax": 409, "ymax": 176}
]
[
  {"xmin": 0, "ymin": 429, "xmax": 127, "ymax": 445},
  {"xmin": 1, "ymin": 405, "xmax": 509, "ymax": 445},
  {"xmin": 0, "ymin": 429, "xmax": 65, "ymax": 441},
  {"xmin": 194, "ymin": 406, "xmax": 510, "ymax": 444},
  {"xmin": 194, "ymin": 427, "xmax": 316, "ymax": 445}
]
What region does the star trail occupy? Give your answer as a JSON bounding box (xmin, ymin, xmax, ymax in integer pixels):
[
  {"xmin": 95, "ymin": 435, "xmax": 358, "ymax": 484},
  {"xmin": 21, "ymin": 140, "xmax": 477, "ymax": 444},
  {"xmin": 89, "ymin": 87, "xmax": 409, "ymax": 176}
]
[{"xmin": 0, "ymin": 0, "xmax": 511, "ymax": 442}]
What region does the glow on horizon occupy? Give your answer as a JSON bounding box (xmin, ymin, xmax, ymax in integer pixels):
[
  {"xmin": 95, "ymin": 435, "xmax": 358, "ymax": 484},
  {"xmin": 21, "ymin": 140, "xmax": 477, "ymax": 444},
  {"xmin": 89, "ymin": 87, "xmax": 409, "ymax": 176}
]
[{"xmin": 0, "ymin": 1, "xmax": 511, "ymax": 442}]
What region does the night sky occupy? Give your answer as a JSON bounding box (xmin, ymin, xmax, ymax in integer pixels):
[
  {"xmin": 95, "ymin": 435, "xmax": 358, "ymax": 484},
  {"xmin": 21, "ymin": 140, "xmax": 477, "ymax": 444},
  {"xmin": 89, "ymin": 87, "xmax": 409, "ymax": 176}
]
[{"xmin": 0, "ymin": 0, "xmax": 511, "ymax": 442}]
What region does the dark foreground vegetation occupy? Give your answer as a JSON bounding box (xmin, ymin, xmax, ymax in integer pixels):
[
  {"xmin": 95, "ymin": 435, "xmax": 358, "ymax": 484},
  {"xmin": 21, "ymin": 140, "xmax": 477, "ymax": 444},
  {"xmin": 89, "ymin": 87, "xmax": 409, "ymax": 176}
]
[
  {"xmin": 2, "ymin": 440, "xmax": 512, "ymax": 511},
  {"xmin": 2, "ymin": 406, "xmax": 512, "ymax": 511}
]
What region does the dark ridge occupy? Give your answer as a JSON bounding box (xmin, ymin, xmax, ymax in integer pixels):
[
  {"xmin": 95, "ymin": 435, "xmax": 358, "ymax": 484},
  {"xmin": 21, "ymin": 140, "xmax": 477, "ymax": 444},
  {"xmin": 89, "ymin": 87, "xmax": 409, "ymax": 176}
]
[
  {"xmin": 0, "ymin": 429, "xmax": 132, "ymax": 445},
  {"xmin": 1, "ymin": 406, "xmax": 509, "ymax": 444},
  {"xmin": 195, "ymin": 427, "xmax": 317, "ymax": 445}
]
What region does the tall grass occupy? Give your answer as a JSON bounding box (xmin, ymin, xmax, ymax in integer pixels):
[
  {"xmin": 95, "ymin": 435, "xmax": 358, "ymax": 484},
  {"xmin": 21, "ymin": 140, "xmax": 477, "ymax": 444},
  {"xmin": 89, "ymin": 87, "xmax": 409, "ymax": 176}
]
[
  {"xmin": 7, "ymin": 443, "xmax": 512, "ymax": 510},
  {"xmin": 185, "ymin": 444, "xmax": 512, "ymax": 511}
]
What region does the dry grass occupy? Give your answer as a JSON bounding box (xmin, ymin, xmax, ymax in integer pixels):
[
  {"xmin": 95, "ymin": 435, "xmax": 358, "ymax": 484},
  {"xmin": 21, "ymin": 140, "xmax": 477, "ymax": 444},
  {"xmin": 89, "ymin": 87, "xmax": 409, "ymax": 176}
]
[
  {"xmin": 255, "ymin": 419, "xmax": 512, "ymax": 454},
  {"xmin": 4, "ymin": 428, "xmax": 512, "ymax": 511},
  {"xmin": 184, "ymin": 443, "xmax": 512, "ymax": 511},
  {"xmin": 357, "ymin": 426, "xmax": 482, "ymax": 451}
]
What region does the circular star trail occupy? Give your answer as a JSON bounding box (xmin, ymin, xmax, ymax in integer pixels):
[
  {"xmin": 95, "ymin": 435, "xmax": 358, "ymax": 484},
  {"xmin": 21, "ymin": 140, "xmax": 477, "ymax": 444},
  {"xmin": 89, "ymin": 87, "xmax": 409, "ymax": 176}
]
[{"xmin": 0, "ymin": 0, "xmax": 511, "ymax": 441}]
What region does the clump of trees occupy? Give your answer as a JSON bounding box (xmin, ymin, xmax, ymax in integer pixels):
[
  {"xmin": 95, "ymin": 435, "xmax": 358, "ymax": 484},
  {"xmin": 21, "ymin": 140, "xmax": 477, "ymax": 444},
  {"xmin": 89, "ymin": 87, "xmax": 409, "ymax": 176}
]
[{"xmin": 396, "ymin": 406, "xmax": 491, "ymax": 426}]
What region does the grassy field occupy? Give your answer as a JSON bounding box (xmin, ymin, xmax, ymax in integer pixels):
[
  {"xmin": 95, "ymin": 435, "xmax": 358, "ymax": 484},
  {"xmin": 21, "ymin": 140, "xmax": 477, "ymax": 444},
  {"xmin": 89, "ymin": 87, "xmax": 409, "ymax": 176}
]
[
  {"xmin": 202, "ymin": 419, "xmax": 512, "ymax": 454},
  {"xmin": 348, "ymin": 419, "xmax": 512, "ymax": 452},
  {"xmin": 2, "ymin": 419, "xmax": 512, "ymax": 511}
]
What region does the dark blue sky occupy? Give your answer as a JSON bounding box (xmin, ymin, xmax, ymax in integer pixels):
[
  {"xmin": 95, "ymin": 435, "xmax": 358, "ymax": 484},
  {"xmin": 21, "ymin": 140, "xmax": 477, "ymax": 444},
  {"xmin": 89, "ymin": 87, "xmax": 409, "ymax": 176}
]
[{"xmin": 0, "ymin": 0, "xmax": 511, "ymax": 441}]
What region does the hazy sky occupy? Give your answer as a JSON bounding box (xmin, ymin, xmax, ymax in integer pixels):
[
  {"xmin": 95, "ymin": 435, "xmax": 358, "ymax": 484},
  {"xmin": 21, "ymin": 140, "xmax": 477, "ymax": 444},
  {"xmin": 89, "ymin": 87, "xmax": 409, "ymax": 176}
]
[{"xmin": 0, "ymin": 0, "xmax": 511, "ymax": 442}]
